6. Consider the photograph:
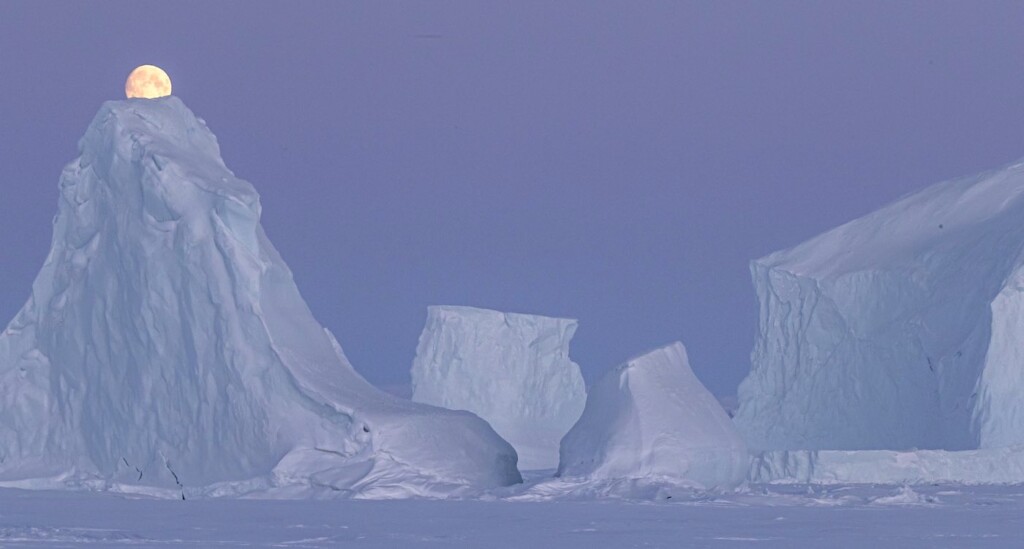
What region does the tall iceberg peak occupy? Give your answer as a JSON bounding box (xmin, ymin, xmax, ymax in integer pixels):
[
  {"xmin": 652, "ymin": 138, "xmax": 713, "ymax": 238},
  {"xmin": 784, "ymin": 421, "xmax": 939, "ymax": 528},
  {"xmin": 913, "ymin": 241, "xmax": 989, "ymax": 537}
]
[
  {"xmin": 411, "ymin": 305, "xmax": 587, "ymax": 470},
  {"xmin": 558, "ymin": 342, "xmax": 748, "ymax": 489},
  {"xmin": 735, "ymin": 157, "xmax": 1024, "ymax": 452},
  {"xmin": 0, "ymin": 97, "xmax": 521, "ymax": 497}
]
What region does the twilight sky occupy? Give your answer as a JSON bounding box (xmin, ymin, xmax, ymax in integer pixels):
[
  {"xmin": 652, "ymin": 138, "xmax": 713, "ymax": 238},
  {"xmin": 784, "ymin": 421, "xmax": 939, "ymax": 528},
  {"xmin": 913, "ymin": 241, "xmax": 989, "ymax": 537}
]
[{"xmin": 1, "ymin": 1, "xmax": 1023, "ymax": 397}]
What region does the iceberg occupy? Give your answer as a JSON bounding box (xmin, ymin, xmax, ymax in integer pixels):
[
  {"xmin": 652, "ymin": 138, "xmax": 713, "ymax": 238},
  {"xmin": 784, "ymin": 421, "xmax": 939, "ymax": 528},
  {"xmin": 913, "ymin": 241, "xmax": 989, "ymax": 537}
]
[
  {"xmin": 735, "ymin": 158, "xmax": 1024, "ymax": 453},
  {"xmin": 411, "ymin": 306, "xmax": 586, "ymax": 470},
  {"xmin": 557, "ymin": 342, "xmax": 748, "ymax": 489},
  {"xmin": 0, "ymin": 97, "xmax": 521, "ymax": 498}
]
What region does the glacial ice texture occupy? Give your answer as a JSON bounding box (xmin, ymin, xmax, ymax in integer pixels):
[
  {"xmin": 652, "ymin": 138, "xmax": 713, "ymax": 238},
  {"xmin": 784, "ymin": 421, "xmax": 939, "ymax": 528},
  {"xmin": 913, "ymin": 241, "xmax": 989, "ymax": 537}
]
[
  {"xmin": 0, "ymin": 97, "xmax": 521, "ymax": 497},
  {"xmin": 411, "ymin": 306, "xmax": 586, "ymax": 470},
  {"xmin": 735, "ymin": 158, "xmax": 1024, "ymax": 452}
]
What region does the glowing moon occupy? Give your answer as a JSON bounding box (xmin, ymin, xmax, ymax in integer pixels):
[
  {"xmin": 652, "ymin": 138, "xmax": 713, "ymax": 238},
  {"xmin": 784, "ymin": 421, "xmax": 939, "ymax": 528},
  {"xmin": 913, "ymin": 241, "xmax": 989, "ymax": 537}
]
[{"xmin": 125, "ymin": 65, "xmax": 172, "ymax": 99}]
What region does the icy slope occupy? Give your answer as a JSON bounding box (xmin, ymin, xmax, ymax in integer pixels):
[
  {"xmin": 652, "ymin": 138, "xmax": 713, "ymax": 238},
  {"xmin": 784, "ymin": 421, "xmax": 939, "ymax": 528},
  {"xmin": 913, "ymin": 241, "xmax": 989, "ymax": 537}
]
[
  {"xmin": 411, "ymin": 306, "xmax": 586, "ymax": 470},
  {"xmin": 0, "ymin": 97, "xmax": 521, "ymax": 497},
  {"xmin": 557, "ymin": 342, "xmax": 748, "ymax": 489},
  {"xmin": 735, "ymin": 158, "xmax": 1024, "ymax": 451}
]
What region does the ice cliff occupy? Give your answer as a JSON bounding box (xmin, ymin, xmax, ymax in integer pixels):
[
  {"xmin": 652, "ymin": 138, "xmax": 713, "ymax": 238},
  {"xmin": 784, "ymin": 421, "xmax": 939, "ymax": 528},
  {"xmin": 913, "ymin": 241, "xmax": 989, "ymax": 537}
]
[
  {"xmin": 735, "ymin": 158, "xmax": 1024, "ymax": 452},
  {"xmin": 558, "ymin": 342, "xmax": 748, "ymax": 489},
  {"xmin": 0, "ymin": 97, "xmax": 521, "ymax": 497},
  {"xmin": 411, "ymin": 306, "xmax": 586, "ymax": 470}
]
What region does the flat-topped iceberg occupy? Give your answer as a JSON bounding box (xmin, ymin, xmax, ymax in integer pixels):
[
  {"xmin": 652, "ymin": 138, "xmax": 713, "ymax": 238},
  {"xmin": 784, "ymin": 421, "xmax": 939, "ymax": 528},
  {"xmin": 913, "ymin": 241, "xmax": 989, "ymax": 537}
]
[
  {"xmin": 411, "ymin": 305, "xmax": 586, "ymax": 470},
  {"xmin": 736, "ymin": 158, "xmax": 1024, "ymax": 453}
]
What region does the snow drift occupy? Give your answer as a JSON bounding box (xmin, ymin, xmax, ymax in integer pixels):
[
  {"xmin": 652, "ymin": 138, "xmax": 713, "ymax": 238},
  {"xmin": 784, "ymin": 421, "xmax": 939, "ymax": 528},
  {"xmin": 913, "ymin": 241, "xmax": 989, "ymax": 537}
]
[
  {"xmin": 411, "ymin": 306, "xmax": 586, "ymax": 470},
  {"xmin": 557, "ymin": 342, "xmax": 748, "ymax": 489},
  {"xmin": 735, "ymin": 158, "xmax": 1024, "ymax": 453},
  {"xmin": 0, "ymin": 97, "xmax": 521, "ymax": 498}
]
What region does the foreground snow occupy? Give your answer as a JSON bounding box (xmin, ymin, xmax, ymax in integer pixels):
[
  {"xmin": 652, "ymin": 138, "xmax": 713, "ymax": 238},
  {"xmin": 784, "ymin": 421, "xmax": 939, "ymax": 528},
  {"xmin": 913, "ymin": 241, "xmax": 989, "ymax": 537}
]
[{"xmin": 1, "ymin": 484, "xmax": 1022, "ymax": 547}]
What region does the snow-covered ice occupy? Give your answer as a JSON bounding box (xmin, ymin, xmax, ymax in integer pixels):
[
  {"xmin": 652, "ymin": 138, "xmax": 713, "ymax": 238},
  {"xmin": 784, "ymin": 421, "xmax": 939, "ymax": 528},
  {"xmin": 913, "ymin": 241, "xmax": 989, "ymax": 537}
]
[
  {"xmin": 411, "ymin": 305, "xmax": 586, "ymax": 470},
  {"xmin": 0, "ymin": 97, "xmax": 521, "ymax": 497},
  {"xmin": 736, "ymin": 158, "xmax": 1024, "ymax": 453},
  {"xmin": 751, "ymin": 446, "xmax": 1024, "ymax": 485},
  {"xmin": 557, "ymin": 342, "xmax": 748, "ymax": 490},
  {"xmin": 3, "ymin": 484, "xmax": 1023, "ymax": 547}
]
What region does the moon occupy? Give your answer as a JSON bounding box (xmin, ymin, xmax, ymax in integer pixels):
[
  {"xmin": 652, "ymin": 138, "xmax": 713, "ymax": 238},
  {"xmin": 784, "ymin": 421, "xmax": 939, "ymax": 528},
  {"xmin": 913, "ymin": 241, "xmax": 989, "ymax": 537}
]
[{"xmin": 125, "ymin": 65, "xmax": 172, "ymax": 99}]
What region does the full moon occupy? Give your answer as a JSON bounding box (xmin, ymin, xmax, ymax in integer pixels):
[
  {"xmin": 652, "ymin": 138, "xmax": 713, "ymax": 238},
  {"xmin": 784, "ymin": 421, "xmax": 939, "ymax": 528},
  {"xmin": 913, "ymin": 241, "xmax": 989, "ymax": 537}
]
[{"xmin": 125, "ymin": 65, "xmax": 172, "ymax": 99}]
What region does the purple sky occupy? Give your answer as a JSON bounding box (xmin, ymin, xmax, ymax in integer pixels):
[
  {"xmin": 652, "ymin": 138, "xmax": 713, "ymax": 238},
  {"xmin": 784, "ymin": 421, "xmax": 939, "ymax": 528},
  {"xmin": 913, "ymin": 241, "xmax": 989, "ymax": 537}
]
[{"xmin": 2, "ymin": 2, "xmax": 1023, "ymax": 397}]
